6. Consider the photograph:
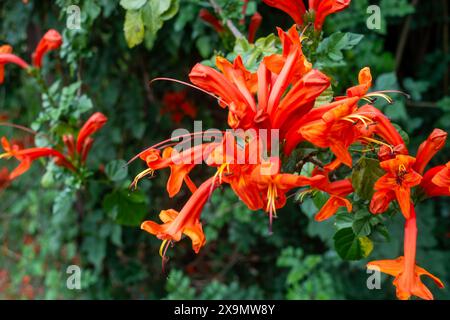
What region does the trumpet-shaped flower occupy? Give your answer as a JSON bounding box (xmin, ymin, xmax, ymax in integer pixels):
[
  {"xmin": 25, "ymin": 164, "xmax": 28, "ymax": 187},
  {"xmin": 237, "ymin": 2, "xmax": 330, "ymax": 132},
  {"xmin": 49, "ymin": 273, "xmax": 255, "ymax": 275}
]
[
  {"xmin": 367, "ymin": 206, "xmax": 444, "ymax": 300},
  {"xmin": 0, "ymin": 45, "xmax": 29, "ymax": 84},
  {"xmin": 32, "ymin": 29, "xmax": 63, "ymax": 68},
  {"xmin": 141, "ymin": 177, "xmax": 217, "ymax": 253},
  {"xmin": 370, "ymin": 155, "xmax": 422, "ymax": 219}
]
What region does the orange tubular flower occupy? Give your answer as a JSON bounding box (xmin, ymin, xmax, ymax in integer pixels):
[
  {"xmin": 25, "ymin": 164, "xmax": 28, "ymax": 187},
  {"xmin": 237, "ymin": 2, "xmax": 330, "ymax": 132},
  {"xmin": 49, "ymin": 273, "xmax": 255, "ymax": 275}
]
[
  {"xmin": 0, "ymin": 137, "xmax": 74, "ymax": 180},
  {"xmin": 262, "ymin": 0, "xmax": 306, "ymax": 26},
  {"xmin": 189, "ymin": 57, "xmax": 256, "ymax": 129},
  {"xmin": 191, "ymin": 25, "xmax": 329, "ymax": 145},
  {"xmin": 0, "ymin": 45, "xmax": 30, "ymax": 84},
  {"xmin": 367, "ymin": 206, "xmax": 444, "ymax": 300},
  {"xmin": 247, "ymin": 12, "xmax": 262, "ymax": 44},
  {"xmin": 133, "ymin": 142, "xmax": 219, "ymax": 197},
  {"xmin": 358, "ymin": 104, "xmax": 406, "ymax": 148},
  {"xmin": 421, "ymin": 165, "xmax": 450, "ymax": 197},
  {"xmin": 76, "ymin": 112, "xmax": 108, "ymax": 155},
  {"xmin": 263, "ymin": 0, "xmax": 351, "ymax": 30},
  {"xmin": 161, "ymin": 91, "xmax": 197, "ymax": 124},
  {"xmin": 141, "ymin": 177, "xmax": 217, "ymax": 254},
  {"xmin": 413, "ymin": 129, "xmax": 447, "ymax": 175},
  {"xmin": 251, "ymin": 157, "xmax": 323, "ymax": 231},
  {"xmin": 264, "ymin": 26, "xmax": 312, "ymax": 84},
  {"xmin": 431, "ymin": 161, "xmax": 450, "ymax": 193},
  {"xmin": 32, "ymin": 29, "xmax": 63, "ymax": 68},
  {"xmin": 370, "ymin": 155, "xmax": 422, "ymax": 219},
  {"xmin": 199, "ymin": 9, "xmax": 225, "ymax": 33},
  {"xmin": 308, "ymin": 169, "xmax": 353, "ymax": 221},
  {"xmin": 299, "ymin": 68, "xmax": 375, "ymax": 166},
  {"xmin": 309, "ymin": 0, "xmax": 352, "ymax": 30}
]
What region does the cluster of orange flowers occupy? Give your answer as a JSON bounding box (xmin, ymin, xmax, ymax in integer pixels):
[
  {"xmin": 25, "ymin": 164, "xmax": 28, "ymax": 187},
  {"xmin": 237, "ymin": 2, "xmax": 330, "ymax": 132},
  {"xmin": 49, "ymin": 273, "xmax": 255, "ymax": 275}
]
[
  {"xmin": 131, "ymin": 1, "xmax": 450, "ymax": 300},
  {"xmin": 0, "ymin": 30, "xmax": 108, "ymax": 187}
]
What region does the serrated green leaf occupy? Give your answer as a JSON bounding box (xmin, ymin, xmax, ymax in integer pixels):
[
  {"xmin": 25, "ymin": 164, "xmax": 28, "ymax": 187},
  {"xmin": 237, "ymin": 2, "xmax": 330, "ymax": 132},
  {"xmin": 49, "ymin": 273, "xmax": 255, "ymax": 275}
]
[
  {"xmin": 317, "ymin": 32, "xmax": 363, "ymax": 63},
  {"xmin": 124, "ymin": 10, "xmax": 145, "ymax": 48}
]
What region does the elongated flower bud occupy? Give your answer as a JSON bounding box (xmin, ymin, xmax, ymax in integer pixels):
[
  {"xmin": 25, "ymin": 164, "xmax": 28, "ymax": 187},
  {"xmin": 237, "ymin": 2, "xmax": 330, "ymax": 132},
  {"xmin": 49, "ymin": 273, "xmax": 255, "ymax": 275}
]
[{"xmin": 32, "ymin": 29, "xmax": 63, "ymax": 68}]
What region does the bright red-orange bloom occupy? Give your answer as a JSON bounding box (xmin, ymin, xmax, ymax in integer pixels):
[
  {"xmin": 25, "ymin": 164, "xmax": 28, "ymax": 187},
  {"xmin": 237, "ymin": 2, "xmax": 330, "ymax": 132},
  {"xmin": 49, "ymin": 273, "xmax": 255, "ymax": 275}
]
[
  {"xmin": 262, "ymin": 0, "xmax": 306, "ymax": 26},
  {"xmin": 32, "ymin": 29, "xmax": 63, "ymax": 68},
  {"xmin": 190, "ymin": 27, "xmax": 330, "ymax": 154},
  {"xmin": 0, "ymin": 137, "xmax": 74, "ymax": 180},
  {"xmin": 309, "ymin": 0, "xmax": 352, "ymax": 30},
  {"xmin": 421, "ymin": 165, "xmax": 450, "ymax": 197},
  {"xmin": 161, "ymin": 91, "xmax": 198, "ymax": 123},
  {"xmin": 76, "ymin": 112, "xmax": 108, "ymax": 154},
  {"xmin": 133, "ymin": 142, "xmax": 219, "ymax": 197},
  {"xmin": 370, "ymin": 155, "xmax": 422, "ymax": 219},
  {"xmin": 199, "ymin": 9, "xmax": 225, "ymax": 33},
  {"xmin": 413, "ymin": 129, "xmax": 447, "ymax": 175},
  {"xmin": 141, "ymin": 177, "xmax": 217, "ymax": 253},
  {"xmin": 263, "ymin": 0, "xmax": 351, "ymax": 30},
  {"xmin": 367, "ymin": 206, "xmax": 444, "ymax": 300},
  {"xmin": 250, "ymin": 157, "xmax": 323, "ymax": 232},
  {"xmin": 299, "ymin": 68, "xmax": 375, "ymax": 166},
  {"xmin": 0, "ymin": 45, "xmax": 29, "ymax": 84},
  {"xmin": 431, "ymin": 161, "xmax": 450, "ymax": 193},
  {"xmin": 307, "ymin": 168, "xmax": 353, "ymax": 221},
  {"xmin": 247, "ymin": 12, "xmax": 262, "ymax": 43}
]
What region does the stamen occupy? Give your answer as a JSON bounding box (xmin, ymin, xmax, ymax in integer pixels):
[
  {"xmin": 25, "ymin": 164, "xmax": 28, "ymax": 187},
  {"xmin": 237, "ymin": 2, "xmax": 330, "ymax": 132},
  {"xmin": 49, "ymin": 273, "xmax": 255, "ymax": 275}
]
[
  {"xmin": 150, "ymin": 77, "xmax": 228, "ymax": 107},
  {"xmin": 266, "ymin": 183, "xmax": 278, "ymax": 235},
  {"xmin": 364, "ymin": 92, "xmax": 394, "ymax": 104},
  {"xmin": 208, "ymin": 163, "xmax": 228, "ymax": 200},
  {"xmin": 159, "ymin": 240, "xmax": 171, "ymax": 275},
  {"xmin": 130, "ymin": 168, "xmax": 154, "ymax": 190},
  {"xmin": 0, "ymin": 152, "xmax": 12, "ymax": 160},
  {"xmin": 362, "ymin": 137, "xmax": 394, "ymax": 153},
  {"xmin": 127, "ymin": 130, "xmax": 224, "ymax": 165}
]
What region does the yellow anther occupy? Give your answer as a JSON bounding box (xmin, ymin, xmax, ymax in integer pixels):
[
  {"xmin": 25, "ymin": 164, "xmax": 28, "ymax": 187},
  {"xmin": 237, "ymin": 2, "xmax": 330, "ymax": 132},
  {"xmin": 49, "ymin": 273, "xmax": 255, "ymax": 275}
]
[
  {"xmin": 0, "ymin": 152, "xmax": 12, "ymax": 160},
  {"xmin": 362, "ymin": 137, "xmax": 394, "ymax": 153},
  {"xmin": 131, "ymin": 167, "xmax": 154, "ymax": 190},
  {"xmin": 159, "ymin": 239, "xmax": 169, "ymax": 258}
]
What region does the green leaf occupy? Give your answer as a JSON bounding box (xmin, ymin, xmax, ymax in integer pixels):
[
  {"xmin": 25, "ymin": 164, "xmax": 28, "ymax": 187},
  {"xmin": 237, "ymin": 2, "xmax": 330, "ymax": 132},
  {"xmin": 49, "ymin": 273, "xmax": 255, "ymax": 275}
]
[
  {"xmin": 124, "ymin": 10, "xmax": 145, "ymax": 48},
  {"xmin": 317, "ymin": 32, "xmax": 363, "ymax": 63},
  {"xmin": 196, "ymin": 35, "xmax": 212, "ymax": 58},
  {"xmin": 314, "ymin": 85, "xmax": 333, "ymax": 107},
  {"xmin": 103, "ymin": 189, "xmax": 148, "ymax": 226},
  {"xmin": 351, "ymin": 157, "xmax": 385, "ymax": 200},
  {"xmin": 335, "ymin": 211, "xmax": 354, "ymax": 229},
  {"xmin": 333, "ymin": 227, "xmax": 373, "ymax": 261},
  {"xmin": 230, "ymin": 34, "xmax": 279, "ymax": 71},
  {"xmin": 160, "ymin": 0, "xmax": 179, "ymax": 21},
  {"xmin": 352, "ymin": 210, "xmax": 372, "ymax": 237},
  {"xmin": 105, "ymin": 160, "xmax": 128, "ymax": 182},
  {"xmin": 120, "ymin": 0, "xmax": 147, "ymax": 10}
]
